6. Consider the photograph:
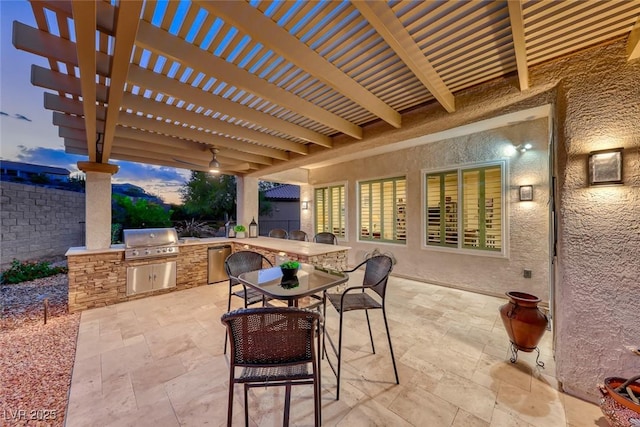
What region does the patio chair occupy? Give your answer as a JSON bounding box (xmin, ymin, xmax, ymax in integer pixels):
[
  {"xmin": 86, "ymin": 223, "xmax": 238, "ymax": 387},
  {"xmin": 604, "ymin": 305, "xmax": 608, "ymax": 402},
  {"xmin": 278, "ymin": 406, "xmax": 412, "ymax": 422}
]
[
  {"xmin": 221, "ymin": 307, "xmax": 322, "ymax": 427},
  {"xmin": 269, "ymin": 228, "xmax": 289, "ymax": 239},
  {"xmin": 224, "ymin": 251, "xmax": 273, "ymax": 354},
  {"xmin": 289, "ymin": 230, "xmax": 308, "ymax": 241},
  {"xmin": 313, "ymin": 232, "xmax": 338, "ymax": 245},
  {"xmin": 322, "ymin": 254, "xmax": 399, "ymax": 399}
]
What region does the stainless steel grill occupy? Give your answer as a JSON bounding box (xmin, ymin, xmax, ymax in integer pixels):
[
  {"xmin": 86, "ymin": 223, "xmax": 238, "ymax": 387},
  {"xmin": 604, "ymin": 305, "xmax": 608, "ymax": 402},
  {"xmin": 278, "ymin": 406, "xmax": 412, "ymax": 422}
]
[{"xmin": 123, "ymin": 228, "xmax": 179, "ymax": 260}]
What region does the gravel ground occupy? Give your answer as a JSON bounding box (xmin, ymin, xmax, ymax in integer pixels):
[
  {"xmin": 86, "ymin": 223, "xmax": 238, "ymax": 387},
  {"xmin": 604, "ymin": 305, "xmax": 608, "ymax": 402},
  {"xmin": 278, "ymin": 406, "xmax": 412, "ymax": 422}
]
[{"xmin": 1, "ymin": 273, "xmax": 79, "ymax": 427}]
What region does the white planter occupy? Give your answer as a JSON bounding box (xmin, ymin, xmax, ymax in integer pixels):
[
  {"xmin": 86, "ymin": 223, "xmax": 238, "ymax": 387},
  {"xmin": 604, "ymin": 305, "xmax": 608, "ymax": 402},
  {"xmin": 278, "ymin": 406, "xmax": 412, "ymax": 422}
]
[{"xmin": 236, "ymin": 231, "xmax": 246, "ymax": 239}]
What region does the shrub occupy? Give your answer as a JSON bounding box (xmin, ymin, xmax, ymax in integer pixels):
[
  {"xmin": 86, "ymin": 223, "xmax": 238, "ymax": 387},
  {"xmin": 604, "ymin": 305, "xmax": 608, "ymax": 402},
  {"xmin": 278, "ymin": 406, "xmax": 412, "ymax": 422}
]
[{"xmin": 1, "ymin": 259, "xmax": 68, "ymax": 285}]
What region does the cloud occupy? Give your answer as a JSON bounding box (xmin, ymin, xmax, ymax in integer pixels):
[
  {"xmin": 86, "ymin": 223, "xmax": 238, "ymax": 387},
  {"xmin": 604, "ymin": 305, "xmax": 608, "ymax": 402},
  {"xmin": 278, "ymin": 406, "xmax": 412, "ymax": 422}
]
[
  {"xmin": 14, "ymin": 113, "xmax": 32, "ymax": 122},
  {"xmin": 0, "ymin": 111, "xmax": 33, "ymax": 121},
  {"xmin": 112, "ymin": 160, "xmax": 187, "ymax": 183},
  {"xmin": 13, "ymin": 146, "xmax": 189, "ymax": 204},
  {"xmin": 16, "ymin": 146, "xmax": 84, "ymax": 171}
]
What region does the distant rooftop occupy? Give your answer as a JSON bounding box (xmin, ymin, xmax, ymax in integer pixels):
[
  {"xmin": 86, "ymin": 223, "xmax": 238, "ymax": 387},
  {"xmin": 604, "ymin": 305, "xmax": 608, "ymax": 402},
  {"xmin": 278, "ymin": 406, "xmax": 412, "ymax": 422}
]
[
  {"xmin": 262, "ymin": 184, "xmax": 299, "ymax": 200},
  {"xmin": 0, "ymin": 160, "xmax": 70, "ymax": 176}
]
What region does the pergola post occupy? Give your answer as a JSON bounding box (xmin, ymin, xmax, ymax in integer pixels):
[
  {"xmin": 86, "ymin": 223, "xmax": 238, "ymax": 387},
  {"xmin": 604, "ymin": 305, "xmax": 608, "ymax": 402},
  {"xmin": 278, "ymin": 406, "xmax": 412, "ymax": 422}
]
[
  {"xmin": 236, "ymin": 176, "xmax": 259, "ymax": 230},
  {"xmin": 77, "ymin": 162, "xmax": 119, "ymax": 250}
]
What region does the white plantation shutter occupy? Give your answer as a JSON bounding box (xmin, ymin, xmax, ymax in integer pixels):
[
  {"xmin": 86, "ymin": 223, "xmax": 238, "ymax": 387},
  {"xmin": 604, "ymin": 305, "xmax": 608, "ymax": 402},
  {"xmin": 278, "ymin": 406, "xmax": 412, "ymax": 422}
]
[
  {"xmin": 315, "ymin": 185, "xmax": 345, "ymax": 237},
  {"xmin": 425, "ymin": 171, "xmax": 458, "ymax": 247},
  {"xmin": 426, "ymin": 164, "xmax": 502, "ymax": 252},
  {"xmin": 359, "ymin": 177, "xmax": 406, "ymax": 243}
]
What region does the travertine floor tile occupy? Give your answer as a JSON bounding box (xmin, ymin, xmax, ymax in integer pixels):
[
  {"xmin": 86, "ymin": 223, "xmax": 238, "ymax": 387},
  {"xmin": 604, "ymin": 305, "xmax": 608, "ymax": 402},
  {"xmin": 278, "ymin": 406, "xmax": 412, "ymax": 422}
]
[{"xmin": 66, "ymin": 277, "xmax": 601, "ymax": 426}]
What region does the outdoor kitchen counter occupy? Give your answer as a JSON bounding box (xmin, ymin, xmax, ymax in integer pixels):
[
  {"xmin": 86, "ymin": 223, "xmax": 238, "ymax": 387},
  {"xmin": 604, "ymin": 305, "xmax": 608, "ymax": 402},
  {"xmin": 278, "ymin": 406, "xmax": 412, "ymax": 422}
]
[
  {"xmin": 65, "ymin": 237, "xmax": 350, "ymax": 312},
  {"xmin": 179, "ymin": 236, "xmax": 351, "ymax": 257}
]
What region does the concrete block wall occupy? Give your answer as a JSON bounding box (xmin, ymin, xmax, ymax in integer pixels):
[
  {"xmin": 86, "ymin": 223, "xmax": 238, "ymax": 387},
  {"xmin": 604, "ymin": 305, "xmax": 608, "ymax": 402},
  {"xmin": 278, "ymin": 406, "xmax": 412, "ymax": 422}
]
[{"xmin": 1, "ymin": 181, "xmax": 85, "ymax": 269}]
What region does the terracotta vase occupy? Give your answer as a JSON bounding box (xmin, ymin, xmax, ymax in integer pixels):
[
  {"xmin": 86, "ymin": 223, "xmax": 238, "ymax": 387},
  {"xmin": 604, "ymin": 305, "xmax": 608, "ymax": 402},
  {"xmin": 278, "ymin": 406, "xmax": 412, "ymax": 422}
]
[{"xmin": 499, "ymin": 291, "xmax": 548, "ymax": 352}]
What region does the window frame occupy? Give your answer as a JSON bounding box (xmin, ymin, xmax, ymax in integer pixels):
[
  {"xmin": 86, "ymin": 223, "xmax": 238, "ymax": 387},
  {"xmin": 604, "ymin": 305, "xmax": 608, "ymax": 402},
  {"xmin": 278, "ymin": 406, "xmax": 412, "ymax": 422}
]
[
  {"xmin": 357, "ymin": 175, "xmax": 407, "ymax": 245},
  {"xmin": 313, "ymin": 182, "xmax": 347, "ymax": 240},
  {"xmin": 422, "ymin": 160, "xmax": 508, "ymax": 257}
]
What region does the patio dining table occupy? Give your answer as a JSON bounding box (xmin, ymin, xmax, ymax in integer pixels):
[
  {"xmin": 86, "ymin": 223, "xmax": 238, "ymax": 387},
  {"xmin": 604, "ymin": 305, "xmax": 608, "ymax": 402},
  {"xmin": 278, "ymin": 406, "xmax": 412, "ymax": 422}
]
[{"xmin": 237, "ymin": 263, "xmax": 348, "ymax": 307}]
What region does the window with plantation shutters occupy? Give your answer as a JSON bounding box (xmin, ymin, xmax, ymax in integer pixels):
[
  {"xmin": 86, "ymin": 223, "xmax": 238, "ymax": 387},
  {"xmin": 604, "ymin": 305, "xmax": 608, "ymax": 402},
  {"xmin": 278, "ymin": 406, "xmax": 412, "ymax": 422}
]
[
  {"xmin": 359, "ymin": 177, "xmax": 406, "ymax": 244},
  {"xmin": 424, "ymin": 163, "xmax": 503, "ymax": 252},
  {"xmin": 314, "ymin": 185, "xmax": 345, "ymax": 238}
]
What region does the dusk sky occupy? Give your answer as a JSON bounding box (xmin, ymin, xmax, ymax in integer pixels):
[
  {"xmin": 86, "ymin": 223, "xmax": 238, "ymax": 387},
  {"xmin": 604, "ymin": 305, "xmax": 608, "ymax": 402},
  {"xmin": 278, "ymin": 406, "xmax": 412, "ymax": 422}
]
[{"xmin": 0, "ymin": 1, "xmax": 191, "ymax": 204}]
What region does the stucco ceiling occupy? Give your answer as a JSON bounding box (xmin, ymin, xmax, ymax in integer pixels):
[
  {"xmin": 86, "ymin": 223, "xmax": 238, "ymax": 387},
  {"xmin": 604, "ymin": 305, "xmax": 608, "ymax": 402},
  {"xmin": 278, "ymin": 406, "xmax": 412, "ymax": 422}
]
[{"xmin": 13, "ymin": 0, "xmax": 640, "ymax": 177}]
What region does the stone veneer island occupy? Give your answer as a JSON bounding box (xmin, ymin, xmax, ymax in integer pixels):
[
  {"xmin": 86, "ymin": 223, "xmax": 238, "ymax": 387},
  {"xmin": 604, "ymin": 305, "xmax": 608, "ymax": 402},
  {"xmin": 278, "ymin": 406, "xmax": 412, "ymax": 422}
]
[{"xmin": 65, "ymin": 236, "xmax": 349, "ymax": 313}]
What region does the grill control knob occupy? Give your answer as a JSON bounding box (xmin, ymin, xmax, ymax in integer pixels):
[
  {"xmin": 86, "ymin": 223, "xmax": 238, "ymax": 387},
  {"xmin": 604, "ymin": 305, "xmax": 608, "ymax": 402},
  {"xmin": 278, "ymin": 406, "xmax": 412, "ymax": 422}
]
[
  {"xmin": 132, "ymin": 250, "xmax": 139, "ymax": 257},
  {"xmin": 145, "ymin": 249, "xmax": 151, "ymax": 256}
]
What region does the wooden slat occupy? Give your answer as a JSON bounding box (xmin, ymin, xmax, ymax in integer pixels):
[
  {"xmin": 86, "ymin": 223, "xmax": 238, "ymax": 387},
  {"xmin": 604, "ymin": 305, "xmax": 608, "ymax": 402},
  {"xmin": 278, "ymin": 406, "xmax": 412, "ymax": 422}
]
[
  {"xmin": 71, "ymin": 0, "xmax": 97, "ymax": 161},
  {"xmin": 354, "ymin": 1, "xmax": 455, "ymax": 113},
  {"xmin": 127, "ymin": 65, "xmax": 331, "ymax": 147},
  {"xmin": 196, "ymin": 0, "xmax": 400, "ymax": 129},
  {"xmin": 114, "ymin": 126, "xmax": 274, "ymax": 166},
  {"xmin": 629, "ymin": 18, "xmax": 640, "ymax": 60},
  {"xmin": 122, "ymin": 92, "xmax": 308, "ymax": 154},
  {"xmin": 135, "ymin": 20, "xmax": 358, "ymax": 141},
  {"xmin": 101, "ymin": 1, "xmax": 143, "ymax": 161},
  {"xmin": 117, "ymin": 111, "xmax": 289, "ymax": 161}
]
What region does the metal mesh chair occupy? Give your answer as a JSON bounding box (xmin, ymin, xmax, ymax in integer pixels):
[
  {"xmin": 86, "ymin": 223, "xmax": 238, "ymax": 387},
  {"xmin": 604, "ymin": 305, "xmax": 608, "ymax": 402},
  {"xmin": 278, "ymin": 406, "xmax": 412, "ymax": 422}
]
[
  {"xmin": 289, "ymin": 230, "xmax": 308, "ymax": 241},
  {"xmin": 269, "ymin": 228, "xmax": 289, "ymax": 239},
  {"xmin": 313, "ymin": 232, "xmax": 338, "ymax": 245},
  {"xmin": 322, "ymin": 255, "xmax": 399, "ymax": 399},
  {"xmin": 221, "ymin": 307, "xmax": 322, "ymax": 427},
  {"xmin": 224, "ymin": 251, "xmax": 273, "ymax": 353}
]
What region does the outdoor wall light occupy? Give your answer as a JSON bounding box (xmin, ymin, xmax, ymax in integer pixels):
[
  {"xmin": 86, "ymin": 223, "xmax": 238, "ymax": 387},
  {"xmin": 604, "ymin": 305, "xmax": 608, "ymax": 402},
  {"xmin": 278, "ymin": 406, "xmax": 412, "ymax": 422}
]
[
  {"xmin": 519, "ymin": 185, "xmax": 534, "ymax": 201},
  {"xmin": 589, "ymin": 148, "xmax": 623, "ymax": 186},
  {"xmin": 301, "ymin": 201, "xmax": 309, "ymax": 210},
  {"xmin": 515, "ymin": 143, "xmax": 533, "ymax": 153}
]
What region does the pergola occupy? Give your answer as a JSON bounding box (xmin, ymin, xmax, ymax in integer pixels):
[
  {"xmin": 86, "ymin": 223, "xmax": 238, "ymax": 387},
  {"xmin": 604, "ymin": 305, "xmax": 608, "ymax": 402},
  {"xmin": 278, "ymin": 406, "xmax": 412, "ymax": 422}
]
[{"xmin": 11, "ymin": 0, "xmax": 640, "ymax": 248}]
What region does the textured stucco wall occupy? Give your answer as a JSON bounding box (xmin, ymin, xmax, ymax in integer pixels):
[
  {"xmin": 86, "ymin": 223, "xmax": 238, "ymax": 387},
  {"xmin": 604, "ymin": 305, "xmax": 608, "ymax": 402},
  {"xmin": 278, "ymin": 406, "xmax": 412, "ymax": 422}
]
[
  {"xmin": 309, "ymin": 118, "xmax": 550, "ymax": 301},
  {"xmin": 552, "ymin": 40, "xmax": 640, "ymax": 401}
]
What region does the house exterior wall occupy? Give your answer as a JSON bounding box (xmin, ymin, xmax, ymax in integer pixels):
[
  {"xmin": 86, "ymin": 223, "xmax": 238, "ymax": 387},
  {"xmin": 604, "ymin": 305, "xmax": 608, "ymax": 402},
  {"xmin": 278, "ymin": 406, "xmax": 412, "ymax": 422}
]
[
  {"xmin": 303, "ymin": 38, "xmax": 639, "ymax": 402},
  {"xmin": 552, "ymin": 40, "xmax": 640, "ymax": 402},
  {"xmin": 0, "ymin": 181, "xmax": 85, "ymax": 268},
  {"xmin": 309, "ymin": 118, "xmax": 550, "ymax": 302}
]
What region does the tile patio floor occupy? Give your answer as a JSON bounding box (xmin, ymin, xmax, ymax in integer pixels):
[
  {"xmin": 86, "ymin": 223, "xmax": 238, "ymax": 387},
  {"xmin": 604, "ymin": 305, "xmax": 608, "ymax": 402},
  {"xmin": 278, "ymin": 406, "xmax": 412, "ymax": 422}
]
[{"xmin": 65, "ymin": 272, "xmax": 606, "ymax": 426}]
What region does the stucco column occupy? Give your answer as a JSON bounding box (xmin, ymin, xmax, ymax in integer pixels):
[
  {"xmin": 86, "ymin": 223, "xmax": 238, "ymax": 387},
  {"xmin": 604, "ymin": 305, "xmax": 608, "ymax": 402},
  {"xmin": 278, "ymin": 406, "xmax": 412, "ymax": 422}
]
[
  {"xmin": 300, "ymin": 184, "xmax": 314, "ymax": 236},
  {"xmin": 236, "ymin": 176, "xmax": 259, "ymax": 228},
  {"xmin": 77, "ymin": 162, "xmax": 119, "ymax": 250}
]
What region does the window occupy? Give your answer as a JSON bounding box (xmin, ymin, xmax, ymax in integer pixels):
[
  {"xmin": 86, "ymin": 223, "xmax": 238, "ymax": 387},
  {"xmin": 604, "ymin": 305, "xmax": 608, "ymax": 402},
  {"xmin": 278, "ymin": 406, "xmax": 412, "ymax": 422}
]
[
  {"xmin": 314, "ymin": 185, "xmax": 345, "ymax": 238},
  {"xmin": 425, "ymin": 163, "xmax": 503, "ymax": 252},
  {"xmin": 359, "ymin": 176, "xmax": 406, "ymax": 244}
]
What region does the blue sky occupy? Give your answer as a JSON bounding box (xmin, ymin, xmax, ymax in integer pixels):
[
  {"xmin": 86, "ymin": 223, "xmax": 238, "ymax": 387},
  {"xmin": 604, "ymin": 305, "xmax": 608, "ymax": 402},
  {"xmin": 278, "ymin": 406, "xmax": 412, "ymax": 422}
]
[{"xmin": 0, "ymin": 1, "xmax": 190, "ymax": 204}]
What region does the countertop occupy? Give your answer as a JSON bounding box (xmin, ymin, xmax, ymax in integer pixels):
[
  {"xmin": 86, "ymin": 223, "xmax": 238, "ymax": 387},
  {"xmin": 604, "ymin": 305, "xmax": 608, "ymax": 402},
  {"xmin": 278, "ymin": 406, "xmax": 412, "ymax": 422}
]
[{"xmin": 66, "ymin": 236, "xmax": 350, "ymax": 257}]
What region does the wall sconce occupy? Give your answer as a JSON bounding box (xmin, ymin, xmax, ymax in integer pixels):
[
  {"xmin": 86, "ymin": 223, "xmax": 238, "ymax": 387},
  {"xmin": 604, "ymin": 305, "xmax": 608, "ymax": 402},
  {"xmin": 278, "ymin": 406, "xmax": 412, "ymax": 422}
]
[
  {"xmin": 589, "ymin": 148, "xmax": 623, "ymax": 185},
  {"xmin": 519, "ymin": 185, "xmax": 533, "ymax": 201},
  {"xmin": 301, "ymin": 201, "xmax": 309, "ymax": 210},
  {"xmin": 515, "ymin": 143, "xmax": 533, "ymax": 153}
]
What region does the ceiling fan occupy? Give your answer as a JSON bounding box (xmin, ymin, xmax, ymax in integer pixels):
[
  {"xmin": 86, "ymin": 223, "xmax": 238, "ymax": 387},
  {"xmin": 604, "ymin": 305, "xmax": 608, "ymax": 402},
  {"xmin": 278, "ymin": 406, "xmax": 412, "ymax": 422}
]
[{"xmin": 174, "ymin": 147, "xmax": 220, "ymax": 173}]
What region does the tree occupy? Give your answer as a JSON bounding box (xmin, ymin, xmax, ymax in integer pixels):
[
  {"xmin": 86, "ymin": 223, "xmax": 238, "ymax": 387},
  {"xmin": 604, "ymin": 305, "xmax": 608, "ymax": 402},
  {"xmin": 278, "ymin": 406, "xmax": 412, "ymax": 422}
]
[
  {"xmin": 179, "ymin": 172, "xmax": 236, "ymax": 220},
  {"xmin": 112, "ymin": 194, "xmax": 173, "ymax": 230}
]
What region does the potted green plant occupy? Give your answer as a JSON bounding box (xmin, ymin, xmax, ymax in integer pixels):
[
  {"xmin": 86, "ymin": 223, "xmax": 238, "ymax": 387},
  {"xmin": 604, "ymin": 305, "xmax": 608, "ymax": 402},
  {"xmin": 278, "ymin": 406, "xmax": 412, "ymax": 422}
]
[
  {"xmin": 279, "ymin": 260, "xmax": 300, "ymax": 281},
  {"xmin": 234, "ymin": 224, "xmax": 247, "ymax": 238}
]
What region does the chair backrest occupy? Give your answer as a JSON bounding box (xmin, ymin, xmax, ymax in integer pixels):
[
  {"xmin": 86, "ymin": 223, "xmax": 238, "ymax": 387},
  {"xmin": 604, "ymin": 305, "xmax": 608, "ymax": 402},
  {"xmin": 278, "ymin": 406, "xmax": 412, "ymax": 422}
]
[
  {"xmin": 221, "ymin": 307, "xmax": 321, "ymax": 366},
  {"xmin": 269, "ymin": 228, "xmax": 289, "ymax": 239},
  {"xmin": 224, "ymin": 251, "xmax": 272, "ymax": 284},
  {"xmin": 313, "ymin": 232, "xmax": 337, "ymax": 245},
  {"xmin": 289, "ymin": 230, "xmax": 308, "ymax": 241},
  {"xmin": 361, "ymin": 255, "xmax": 394, "ymax": 299}
]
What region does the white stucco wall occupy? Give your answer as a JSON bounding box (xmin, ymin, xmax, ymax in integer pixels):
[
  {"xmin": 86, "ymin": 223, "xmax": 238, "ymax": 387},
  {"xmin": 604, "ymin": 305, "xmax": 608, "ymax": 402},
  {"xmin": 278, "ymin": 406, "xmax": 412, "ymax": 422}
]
[
  {"xmin": 552, "ymin": 40, "xmax": 640, "ymax": 401},
  {"xmin": 309, "ymin": 118, "xmax": 551, "ymax": 302}
]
